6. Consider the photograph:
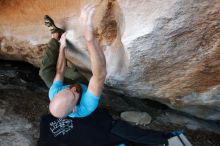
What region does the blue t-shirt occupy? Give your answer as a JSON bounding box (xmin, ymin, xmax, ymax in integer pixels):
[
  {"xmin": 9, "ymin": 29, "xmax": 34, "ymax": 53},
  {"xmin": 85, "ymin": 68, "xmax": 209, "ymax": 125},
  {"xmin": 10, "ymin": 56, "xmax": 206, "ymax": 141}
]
[{"xmin": 49, "ymin": 81, "xmax": 99, "ymax": 118}]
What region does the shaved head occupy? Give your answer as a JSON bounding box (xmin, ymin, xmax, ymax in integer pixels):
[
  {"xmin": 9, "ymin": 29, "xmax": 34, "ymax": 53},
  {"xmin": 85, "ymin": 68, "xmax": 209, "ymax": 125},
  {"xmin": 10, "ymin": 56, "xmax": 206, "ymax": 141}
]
[{"xmin": 49, "ymin": 89, "xmax": 75, "ymax": 118}]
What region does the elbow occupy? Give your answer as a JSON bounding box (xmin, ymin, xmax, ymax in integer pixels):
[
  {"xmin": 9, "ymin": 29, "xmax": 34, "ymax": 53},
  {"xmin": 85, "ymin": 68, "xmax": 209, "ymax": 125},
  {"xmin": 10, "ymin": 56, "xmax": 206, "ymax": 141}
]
[
  {"xmin": 55, "ymin": 66, "xmax": 65, "ymax": 76},
  {"xmin": 92, "ymin": 66, "xmax": 107, "ymax": 82},
  {"xmin": 56, "ymin": 62, "xmax": 65, "ymax": 74},
  {"xmin": 102, "ymin": 69, "xmax": 107, "ymax": 78},
  {"xmin": 39, "ymin": 70, "xmax": 53, "ymax": 87},
  {"xmin": 92, "ymin": 71, "xmax": 106, "ymax": 86},
  {"xmin": 56, "ymin": 66, "xmax": 64, "ymax": 74},
  {"xmin": 55, "ymin": 70, "xmax": 63, "ymax": 76},
  {"xmin": 99, "ymin": 69, "xmax": 107, "ymax": 82}
]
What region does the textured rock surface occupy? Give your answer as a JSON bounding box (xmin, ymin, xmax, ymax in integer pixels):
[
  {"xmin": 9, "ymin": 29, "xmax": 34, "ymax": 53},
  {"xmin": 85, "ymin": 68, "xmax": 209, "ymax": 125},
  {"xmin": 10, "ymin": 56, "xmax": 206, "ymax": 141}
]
[{"xmin": 0, "ymin": 0, "xmax": 220, "ymax": 120}]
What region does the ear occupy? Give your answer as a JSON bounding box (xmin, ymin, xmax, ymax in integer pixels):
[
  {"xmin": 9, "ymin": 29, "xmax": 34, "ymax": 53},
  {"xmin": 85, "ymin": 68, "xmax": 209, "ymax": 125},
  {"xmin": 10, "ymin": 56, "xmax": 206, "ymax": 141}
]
[{"xmin": 70, "ymin": 86, "xmax": 76, "ymax": 92}]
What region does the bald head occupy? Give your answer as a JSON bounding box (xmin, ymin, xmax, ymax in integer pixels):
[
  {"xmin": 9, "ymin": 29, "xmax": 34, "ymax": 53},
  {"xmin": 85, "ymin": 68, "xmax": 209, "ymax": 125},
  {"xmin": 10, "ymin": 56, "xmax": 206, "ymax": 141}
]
[{"xmin": 49, "ymin": 89, "xmax": 75, "ymax": 118}]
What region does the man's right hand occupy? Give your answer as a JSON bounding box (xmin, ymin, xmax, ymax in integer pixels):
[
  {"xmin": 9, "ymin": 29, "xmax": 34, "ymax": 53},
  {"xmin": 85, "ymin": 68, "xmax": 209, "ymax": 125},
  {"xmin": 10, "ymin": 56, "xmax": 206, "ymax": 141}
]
[{"xmin": 80, "ymin": 4, "xmax": 96, "ymax": 42}]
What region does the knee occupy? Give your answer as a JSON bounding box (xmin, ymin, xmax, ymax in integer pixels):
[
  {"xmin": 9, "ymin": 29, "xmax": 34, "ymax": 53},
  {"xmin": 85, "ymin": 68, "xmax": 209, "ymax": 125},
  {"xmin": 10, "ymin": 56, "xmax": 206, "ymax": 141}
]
[
  {"xmin": 39, "ymin": 70, "xmax": 53, "ymax": 88},
  {"xmin": 39, "ymin": 68, "xmax": 46, "ymax": 82}
]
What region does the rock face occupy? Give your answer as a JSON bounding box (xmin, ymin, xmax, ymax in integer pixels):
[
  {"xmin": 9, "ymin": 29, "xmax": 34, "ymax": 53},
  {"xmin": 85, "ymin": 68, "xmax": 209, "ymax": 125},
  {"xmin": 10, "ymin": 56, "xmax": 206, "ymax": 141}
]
[{"xmin": 0, "ymin": 0, "xmax": 220, "ymax": 120}]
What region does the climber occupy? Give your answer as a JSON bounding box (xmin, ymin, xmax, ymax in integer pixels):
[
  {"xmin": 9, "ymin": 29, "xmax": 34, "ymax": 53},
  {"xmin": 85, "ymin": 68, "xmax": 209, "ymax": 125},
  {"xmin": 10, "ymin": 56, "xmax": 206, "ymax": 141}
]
[
  {"xmin": 39, "ymin": 4, "xmax": 106, "ymax": 119},
  {"xmin": 38, "ymin": 4, "xmax": 192, "ymax": 146}
]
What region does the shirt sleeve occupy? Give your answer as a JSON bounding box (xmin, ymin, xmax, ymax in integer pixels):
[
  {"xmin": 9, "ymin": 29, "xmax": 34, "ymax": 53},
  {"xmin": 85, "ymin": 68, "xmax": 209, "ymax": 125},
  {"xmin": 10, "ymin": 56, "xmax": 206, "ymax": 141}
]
[
  {"xmin": 68, "ymin": 85, "xmax": 100, "ymax": 118},
  {"xmin": 48, "ymin": 80, "xmax": 63, "ymax": 101}
]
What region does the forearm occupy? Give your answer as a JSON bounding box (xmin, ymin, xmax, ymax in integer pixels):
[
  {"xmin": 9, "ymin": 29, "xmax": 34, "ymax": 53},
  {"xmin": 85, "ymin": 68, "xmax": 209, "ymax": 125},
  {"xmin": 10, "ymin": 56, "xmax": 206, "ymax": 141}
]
[
  {"xmin": 54, "ymin": 46, "xmax": 66, "ymax": 82},
  {"xmin": 87, "ymin": 39, "xmax": 106, "ymax": 80}
]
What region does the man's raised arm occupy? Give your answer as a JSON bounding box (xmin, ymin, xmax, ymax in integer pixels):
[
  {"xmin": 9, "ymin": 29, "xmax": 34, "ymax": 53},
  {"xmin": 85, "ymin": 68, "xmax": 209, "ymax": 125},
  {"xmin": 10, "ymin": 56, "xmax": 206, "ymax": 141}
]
[
  {"xmin": 53, "ymin": 33, "xmax": 67, "ymax": 83},
  {"xmin": 80, "ymin": 4, "xmax": 107, "ymax": 97}
]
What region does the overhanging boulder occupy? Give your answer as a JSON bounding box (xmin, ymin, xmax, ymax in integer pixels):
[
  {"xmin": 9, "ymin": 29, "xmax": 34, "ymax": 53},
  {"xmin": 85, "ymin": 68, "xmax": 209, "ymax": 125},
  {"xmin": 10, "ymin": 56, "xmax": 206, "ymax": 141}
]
[{"xmin": 0, "ymin": 0, "xmax": 220, "ymax": 120}]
